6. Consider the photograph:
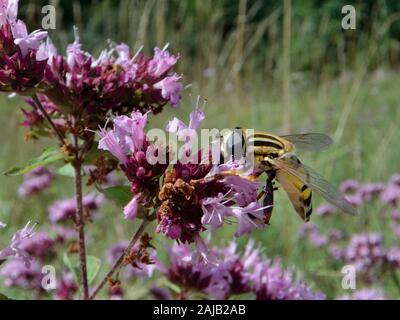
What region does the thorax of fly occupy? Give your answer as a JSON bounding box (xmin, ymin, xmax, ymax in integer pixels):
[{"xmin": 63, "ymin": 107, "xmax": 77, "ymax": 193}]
[
  {"xmin": 221, "ymin": 128, "xmax": 295, "ymax": 170},
  {"xmin": 246, "ymin": 131, "xmax": 295, "ymax": 171}
]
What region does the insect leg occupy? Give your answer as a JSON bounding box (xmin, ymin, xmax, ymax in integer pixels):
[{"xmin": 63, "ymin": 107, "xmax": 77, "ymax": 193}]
[{"xmin": 262, "ymin": 177, "xmax": 274, "ymax": 225}]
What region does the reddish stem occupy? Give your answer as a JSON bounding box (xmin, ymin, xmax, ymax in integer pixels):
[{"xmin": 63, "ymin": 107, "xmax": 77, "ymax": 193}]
[
  {"xmin": 73, "ymin": 134, "xmax": 89, "ymax": 300},
  {"xmin": 32, "ymin": 94, "xmax": 65, "ymax": 144}
]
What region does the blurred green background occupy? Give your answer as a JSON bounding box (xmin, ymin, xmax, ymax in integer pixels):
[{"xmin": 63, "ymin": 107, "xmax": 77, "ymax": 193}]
[{"xmin": 1, "ymin": 0, "xmax": 400, "ymax": 299}]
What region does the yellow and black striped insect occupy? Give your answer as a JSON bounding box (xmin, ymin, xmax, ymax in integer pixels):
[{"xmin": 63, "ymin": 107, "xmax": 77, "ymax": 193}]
[{"xmin": 220, "ymin": 128, "xmax": 357, "ymax": 224}]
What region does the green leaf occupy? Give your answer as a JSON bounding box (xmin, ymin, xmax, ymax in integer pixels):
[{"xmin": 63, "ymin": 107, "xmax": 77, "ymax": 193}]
[
  {"xmin": 0, "ymin": 292, "xmax": 12, "ymax": 300},
  {"xmin": 87, "ymin": 256, "xmax": 102, "ymax": 285},
  {"xmin": 97, "ymin": 185, "xmax": 132, "ymax": 206},
  {"xmin": 63, "ymin": 252, "xmax": 79, "ymax": 284},
  {"xmin": 158, "ymin": 278, "xmax": 181, "ymax": 294},
  {"xmin": 84, "ymin": 147, "xmax": 108, "ymax": 164},
  {"xmin": 63, "ymin": 253, "xmax": 101, "ymax": 286},
  {"xmin": 4, "ymin": 147, "xmax": 66, "ymax": 176},
  {"xmin": 56, "ymin": 163, "xmax": 75, "ymax": 178}
]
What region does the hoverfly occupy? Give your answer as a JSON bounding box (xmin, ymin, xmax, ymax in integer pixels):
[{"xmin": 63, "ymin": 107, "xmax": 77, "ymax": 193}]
[{"xmin": 220, "ymin": 128, "xmax": 357, "ymax": 224}]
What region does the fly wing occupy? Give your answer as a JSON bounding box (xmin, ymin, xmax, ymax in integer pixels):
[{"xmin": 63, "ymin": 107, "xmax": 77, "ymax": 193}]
[
  {"xmin": 275, "ymin": 170, "xmax": 313, "ymax": 222},
  {"xmin": 281, "ymin": 133, "xmax": 333, "ymax": 152},
  {"xmin": 269, "ymin": 155, "xmax": 358, "ymax": 216}
]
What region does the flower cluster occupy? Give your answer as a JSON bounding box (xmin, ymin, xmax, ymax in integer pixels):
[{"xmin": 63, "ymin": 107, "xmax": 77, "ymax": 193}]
[
  {"xmin": 300, "ymin": 224, "xmax": 400, "ymax": 285},
  {"xmin": 298, "ymin": 174, "xmax": 400, "ymax": 299},
  {"xmin": 54, "ymin": 273, "xmax": 78, "ymax": 300},
  {"xmin": 381, "ymin": 175, "xmax": 400, "ymax": 207},
  {"xmin": 154, "ymin": 241, "xmax": 324, "ymax": 300},
  {"xmin": 99, "ymin": 108, "xmax": 271, "ymax": 250},
  {"xmin": 0, "ymin": 221, "xmax": 36, "ymax": 267},
  {"xmin": 0, "ymin": 221, "xmax": 47, "ymax": 293},
  {"xmin": 0, "ymin": 0, "xmax": 47, "ymax": 93},
  {"xmin": 337, "ymin": 288, "xmax": 386, "ymax": 300},
  {"xmin": 0, "ymin": 259, "xmax": 43, "ymax": 290},
  {"xmin": 340, "ymin": 233, "xmax": 385, "ymax": 273},
  {"xmin": 48, "ymin": 192, "xmax": 104, "ymax": 223},
  {"xmin": 338, "ymin": 177, "xmax": 397, "ymax": 208},
  {"xmin": 20, "ymin": 95, "xmax": 61, "ymax": 133},
  {"xmin": 18, "ymin": 231, "xmax": 56, "ymax": 261},
  {"xmin": 1, "ymin": 222, "xmax": 80, "ymax": 298},
  {"xmin": 20, "ymin": 28, "xmax": 183, "ymax": 137},
  {"xmin": 18, "ymin": 166, "xmax": 55, "ymax": 197},
  {"xmin": 98, "ymin": 111, "xmax": 170, "ymax": 220}
]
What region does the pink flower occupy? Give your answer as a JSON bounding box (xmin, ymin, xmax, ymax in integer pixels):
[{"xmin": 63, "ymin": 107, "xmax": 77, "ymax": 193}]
[
  {"xmin": 232, "ymin": 202, "xmax": 269, "ymax": 237},
  {"xmin": 343, "ymin": 233, "xmax": 385, "ymax": 273},
  {"xmin": 359, "ymin": 183, "xmax": 385, "ymax": 201},
  {"xmin": 337, "ymin": 288, "xmax": 385, "ymax": 300},
  {"xmin": 115, "ymin": 43, "xmax": 130, "ymax": 62},
  {"xmin": 193, "ymin": 236, "xmax": 219, "ymax": 265},
  {"xmin": 148, "ymin": 46, "xmax": 178, "ymax": 77},
  {"xmin": 345, "ymin": 192, "xmax": 363, "ymax": 207},
  {"xmin": 48, "ymin": 193, "xmax": 103, "ymax": 223},
  {"xmin": 165, "ymin": 117, "xmax": 187, "ymax": 134},
  {"xmin": 99, "ymin": 111, "xmax": 149, "ymax": 165},
  {"xmin": 390, "ymin": 222, "xmax": 400, "ymax": 239},
  {"xmin": 51, "ymin": 226, "xmax": 76, "ymax": 243},
  {"xmin": 328, "ymin": 244, "xmax": 344, "ymax": 260},
  {"xmin": 54, "ymin": 273, "xmax": 78, "ymax": 300},
  {"xmin": 380, "ymin": 183, "xmax": 400, "ymax": 206},
  {"xmin": 123, "ymin": 194, "xmax": 140, "ymax": 220},
  {"xmin": 0, "ymin": 221, "xmax": 36, "ymax": 267},
  {"xmin": 154, "ymin": 73, "xmax": 183, "ymax": 107},
  {"xmin": 114, "ymin": 112, "xmax": 148, "ymax": 152},
  {"xmin": 0, "ymin": 259, "xmax": 43, "ymax": 290},
  {"xmin": 66, "ymin": 26, "xmax": 84, "ymax": 68},
  {"xmin": 252, "ymin": 260, "xmax": 325, "ymax": 300},
  {"xmin": 201, "ymin": 194, "xmax": 233, "ymax": 230},
  {"xmin": 19, "ymin": 231, "xmax": 55, "ymax": 261},
  {"xmin": 0, "ymin": 0, "xmax": 18, "ymax": 26},
  {"xmin": 386, "ymin": 247, "xmax": 400, "ymax": 268},
  {"xmin": 340, "ymin": 179, "xmax": 359, "ymax": 194},
  {"xmin": 12, "ymin": 20, "xmax": 47, "ymax": 57},
  {"xmin": 165, "ymin": 102, "xmax": 205, "ymax": 134},
  {"xmin": 0, "ymin": 6, "xmax": 48, "ymax": 93},
  {"xmin": 36, "ymin": 38, "xmax": 57, "ymax": 61},
  {"xmin": 157, "ymin": 242, "xmax": 214, "ymax": 291},
  {"xmin": 298, "ymin": 223, "xmax": 330, "ymax": 248},
  {"xmin": 188, "ymin": 107, "xmax": 205, "ymax": 130},
  {"xmin": 157, "ymin": 240, "xmax": 324, "ymax": 300},
  {"xmin": 391, "ymin": 174, "xmax": 400, "ymax": 186},
  {"xmin": 222, "ymin": 175, "xmax": 259, "ymax": 206},
  {"xmin": 18, "ymin": 166, "xmax": 54, "ymax": 198},
  {"xmin": 166, "ymin": 106, "xmax": 205, "ymax": 154},
  {"xmin": 156, "ymin": 218, "xmax": 182, "ymax": 240},
  {"xmin": 391, "ymin": 210, "xmax": 400, "ymax": 222},
  {"xmin": 39, "ymin": 32, "xmax": 182, "ymax": 117},
  {"xmin": 98, "ymin": 128, "xmax": 129, "ymax": 165},
  {"xmin": 316, "ymin": 203, "xmax": 336, "ymax": 217},
  {"xmin": 309, "ymin": 232, "xmax": 328, "ymax": 247}
]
